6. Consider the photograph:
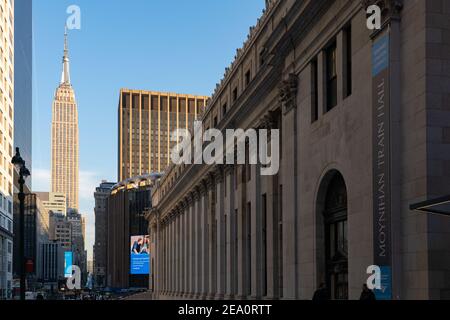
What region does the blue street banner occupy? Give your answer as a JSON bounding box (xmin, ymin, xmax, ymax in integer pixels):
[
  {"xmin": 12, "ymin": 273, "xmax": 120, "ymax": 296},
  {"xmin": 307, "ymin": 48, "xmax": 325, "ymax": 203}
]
[
  {"xmin": 372, "ymin": 31, "xmax": 393, "ymax": 300},
  {"xmin": 64, "ymin": 251, "xmax": 73, "ymax": 278}
]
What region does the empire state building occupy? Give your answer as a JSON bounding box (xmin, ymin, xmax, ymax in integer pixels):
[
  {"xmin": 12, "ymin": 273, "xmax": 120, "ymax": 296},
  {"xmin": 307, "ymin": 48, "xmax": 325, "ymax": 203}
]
[{"xmin": 51, "ymin": 29, "xmax": 79, "ymax": 210}]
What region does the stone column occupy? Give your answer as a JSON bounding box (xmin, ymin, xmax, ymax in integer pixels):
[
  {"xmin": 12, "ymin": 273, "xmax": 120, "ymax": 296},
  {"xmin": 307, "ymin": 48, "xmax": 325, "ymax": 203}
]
[
  {"xmin": 188, "ymin": 193, "xmax": 195, "ymax": 297},
  {"xmin": 183, "ymin": 200, "xmax": 189, "ymax": 297},
  {"xmin": 257, "ymin": 113, "xmax": 279, "ymax": 299},
  {"xmin": 172, "ymin": 213, "xmax": 176, "ymax": 295},
  {"xmin": 250, "ymin": 162, "xmax": 262, "ymax": 299},
  {"xmin": 157, "ymin": 216, "xmax": 162, "ymax": 298},
  {"xmin": 149, "ymin": 213, "xmax": 160, "ymax": 298},
  {"xmin": 177, "ymin": 206, "xmax": 183, "ymax": 297},
  {"xmin": 225, "ymin": 165, "xmax": 236, "ymax": 299},
  {"xmin": 167, "ymin": 216, "xmax": 171, "ymax": 295},
  {"xmin": 194, "ymin": 189, "xmax": 201, "ymax": 298},
  {"xmin": 236, "ymin": 164, "xmax": 247, "ymax": 299},
  {"xmin": 207, "ymin": 174, "xmax": 217, "ymax": 299},
  {"xmin": 174, "ymin": 211, "xmax": 178, "ymax": 297},
  {"xmin": 200, "ymin": 181, "xmax": 209, "ymax": 299},
  {"xmin": 265, "ymin": 171, "xmax": 278, "ymax": 299},
  {"xmin": 280, "ymin": 73, "xmax": 299, "ymax": 299},
  {"xmin": 169, "ymin": 216, "xmax": 173, "ymax": 295},
  {"xmin": 215, "ymin": 167, "xmax": 226, "ymax": 299},
  {"xmin": 161, "ymin": 219, "xmax": 167, "ymax": 295}
]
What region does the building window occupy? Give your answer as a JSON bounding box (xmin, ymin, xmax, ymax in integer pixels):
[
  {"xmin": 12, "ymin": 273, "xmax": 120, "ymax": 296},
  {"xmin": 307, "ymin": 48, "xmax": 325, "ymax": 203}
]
[
  {"xmin": 326, "ymin": 41, "xmax": 337, "ymax": 111},
  {"xmin": 344, "ymin": 25, "xmax": 352, "ymax": 98},
  {"xmin": 311, "ymin": 59, "xmax": 319, "ymax": 123},
  {"xmin": 245, "ymin": 145, "xmax": 251, "ymax": 182},
  {"xmin": 222, "ymin": 103, "xmax": 227, "ymax": 117},
  {"xmin": 232, "ymin": 87, "xmax": 238, "ymax": 103},
  {"xmin": 245, "ymin": 70, "xmax": 251, "ymax": 87}
]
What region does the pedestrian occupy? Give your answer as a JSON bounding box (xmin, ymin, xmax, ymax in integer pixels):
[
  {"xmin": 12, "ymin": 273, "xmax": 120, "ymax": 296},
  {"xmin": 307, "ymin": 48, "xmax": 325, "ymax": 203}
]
[
  {"xmin": 359, "ymin": 284, "xmax": 376, "ymax": 301},
  {"xmin": 312, "ymin": 283, "xmax": 329, "ymax": 301}
]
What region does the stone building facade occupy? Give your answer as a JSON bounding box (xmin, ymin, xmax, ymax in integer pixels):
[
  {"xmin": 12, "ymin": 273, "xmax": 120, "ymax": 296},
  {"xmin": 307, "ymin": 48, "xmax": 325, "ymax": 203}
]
[
  {"xmin": 146, "ymin": 0, "xmax": 450, "ymax": 300},
  {"xmin": 93, "ymin": 181, "xmax": 115, "ymax": 288}
]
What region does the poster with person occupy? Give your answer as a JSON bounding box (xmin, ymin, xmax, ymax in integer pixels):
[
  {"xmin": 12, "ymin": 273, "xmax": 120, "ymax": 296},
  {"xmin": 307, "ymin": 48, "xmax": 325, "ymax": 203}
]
[{"xmin": 130, "ymin": 235, "xmax": 150, "ymax": 275}]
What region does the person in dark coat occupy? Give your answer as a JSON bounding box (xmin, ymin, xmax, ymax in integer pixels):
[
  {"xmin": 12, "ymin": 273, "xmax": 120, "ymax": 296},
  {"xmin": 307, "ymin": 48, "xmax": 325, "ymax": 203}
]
[
  {"xmin": 312, "ymin": 283, "xmax": 329, "ymax": 301},
  {"xmin": 359, "ymin": 284, "xmax": 376, "ymax": 301}
]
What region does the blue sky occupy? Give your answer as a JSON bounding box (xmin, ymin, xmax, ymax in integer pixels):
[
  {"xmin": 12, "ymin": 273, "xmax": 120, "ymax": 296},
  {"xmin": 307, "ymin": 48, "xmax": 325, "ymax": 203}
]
[{"xmin": 32, "ymin": 0, "xmax": 266, "ymax": 260}]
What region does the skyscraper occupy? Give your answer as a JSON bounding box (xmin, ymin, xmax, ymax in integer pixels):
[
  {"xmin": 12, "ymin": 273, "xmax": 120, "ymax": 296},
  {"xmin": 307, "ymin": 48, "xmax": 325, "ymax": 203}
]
[
  {"xmin": 14, "ymin": 0, "xmax": 32, "ymax": 189},
  {"xmin": 118, "ymin": 89, "xmax": 208, "ymax": 181},
  {"xmin": 93, "ymin": 181, "xmax": 115, "ymax": 287},
  {"xmin": 1, "ymin": 0, "xmax": 16, "ymax": 300},
  {"xmin": 51, "ymin": 29, "xmax": 79, "ymax": 210}
]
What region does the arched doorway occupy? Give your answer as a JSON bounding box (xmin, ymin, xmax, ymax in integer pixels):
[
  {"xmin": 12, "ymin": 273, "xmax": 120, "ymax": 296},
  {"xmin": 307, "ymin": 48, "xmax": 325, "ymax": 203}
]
[
  {"xmin": 316, "ymin": 170, "xmax": 348, "ymax": 300},
  {"xmin": 323, "ymin": 172, "xmax": 348, "ymax": 299}
]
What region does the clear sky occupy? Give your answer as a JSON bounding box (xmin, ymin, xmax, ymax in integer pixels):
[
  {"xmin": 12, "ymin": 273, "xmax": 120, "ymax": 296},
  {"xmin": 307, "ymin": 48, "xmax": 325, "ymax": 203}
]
[{"xmin": 32, "ymin": 0, "xmax": 266, "ymax": 260}]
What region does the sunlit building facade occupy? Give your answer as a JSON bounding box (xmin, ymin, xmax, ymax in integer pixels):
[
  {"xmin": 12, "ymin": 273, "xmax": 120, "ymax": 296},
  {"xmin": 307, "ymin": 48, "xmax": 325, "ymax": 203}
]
[
  {"xmin": 36, "ymin": 192, "xmax": 67, "ymax": 216},
  {"xmin": 51, "ymin": 30, "xmax": 79, "ymax": 210},
  {"xmin": 0, "ymin": 0, "xmax": 15, "ymax": 299},
  {"xmin": 118, "ymin": 89, "xmax": 209, "ymax": 181}
]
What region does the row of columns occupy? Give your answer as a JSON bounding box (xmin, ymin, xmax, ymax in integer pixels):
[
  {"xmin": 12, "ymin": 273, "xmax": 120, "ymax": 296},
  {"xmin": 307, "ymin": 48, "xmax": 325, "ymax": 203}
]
[{"xmin": 151, "ymin": 156, "xmax": 285, "ymax": 299}]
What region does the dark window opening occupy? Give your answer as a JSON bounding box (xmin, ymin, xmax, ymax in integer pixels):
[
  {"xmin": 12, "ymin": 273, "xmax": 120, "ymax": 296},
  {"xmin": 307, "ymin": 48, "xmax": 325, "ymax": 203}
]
[
  {"xmin": 245, "ymin": 70, "xmax": 251, "ymax": 87},
  {"xmin": 326, "ymin": 41, "xmax": 337, "ymax": 111},
  {"xmin": 232, "ymin": 87, "xmax": 238, "ymax": 102},
  {"xmin": 262, "ymin": 194, "xmax": 267, "ymax": 297},
  {"xmin": 344, "ymin": 25, "xmax": 352, "ymax": 98},
  {"xmin": 246, "ymin": 202, "xmax": 252, "ymax": 296},
  {"xmin": 311, "ymin": 59, "xmax": 319, "ymax": 123}
]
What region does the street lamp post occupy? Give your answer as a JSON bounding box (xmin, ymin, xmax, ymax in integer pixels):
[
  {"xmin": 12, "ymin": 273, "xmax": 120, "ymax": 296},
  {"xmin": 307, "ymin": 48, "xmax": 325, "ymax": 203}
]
[{"xmin": 11, "ymin": 148, "xmax": 30, "ymax": 301}]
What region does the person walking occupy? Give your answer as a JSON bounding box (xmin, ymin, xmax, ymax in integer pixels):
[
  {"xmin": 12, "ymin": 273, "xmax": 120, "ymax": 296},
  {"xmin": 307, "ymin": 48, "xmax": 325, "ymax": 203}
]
[
  {"xmin": 359, "ymin": 284, "xmax": 376, "ymax": 301},
  {"xmin": 312, "ymin": 283, "xmax": 329, "ymax": 301}
]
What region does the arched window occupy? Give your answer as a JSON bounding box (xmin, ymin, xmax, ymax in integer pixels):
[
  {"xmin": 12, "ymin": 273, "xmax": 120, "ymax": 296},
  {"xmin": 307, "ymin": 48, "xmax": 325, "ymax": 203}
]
[{"xmin": 323, "ymin": 172, "xmax": 348, "ymax": 300}]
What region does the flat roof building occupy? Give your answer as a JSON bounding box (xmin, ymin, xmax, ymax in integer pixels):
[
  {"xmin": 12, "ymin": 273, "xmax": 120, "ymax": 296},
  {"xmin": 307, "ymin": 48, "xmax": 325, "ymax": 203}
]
[
  {"xmin": 93, "ymin": 181, "xmax": 115, "ymax": 288},
  {"xmin": 118, "ymin": 89, "xmax": 209, "ymax": 181},
  {"xmin": 36, "ymin": 192, "xmax": 67, "ymax": 216}
]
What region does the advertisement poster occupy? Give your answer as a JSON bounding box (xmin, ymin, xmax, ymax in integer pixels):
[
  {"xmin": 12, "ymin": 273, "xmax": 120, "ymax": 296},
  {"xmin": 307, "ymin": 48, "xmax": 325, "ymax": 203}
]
[{"xmin": 130, "ymin": 235, "xmax": 150, "ymax": 275}]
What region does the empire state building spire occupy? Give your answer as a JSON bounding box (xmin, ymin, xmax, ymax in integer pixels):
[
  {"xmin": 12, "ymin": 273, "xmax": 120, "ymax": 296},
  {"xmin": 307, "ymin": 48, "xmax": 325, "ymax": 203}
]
[
  {"xmin": 61, "ymin": 26, "xmax": 71, "ymax": 85},
  {"xmin": 52, "ymin": 26, "xmax": 79, "ymax": 210}
]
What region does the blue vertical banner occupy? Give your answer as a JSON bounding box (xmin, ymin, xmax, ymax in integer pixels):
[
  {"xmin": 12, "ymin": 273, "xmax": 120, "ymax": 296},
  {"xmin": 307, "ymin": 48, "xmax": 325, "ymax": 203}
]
[
  {"xmin": 372, "ymin": 32, "xmax": 393, "ymax": 300},
  {"xmin": 64, "ymin": 251, "xmax": 73, "ymax": 278}
]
